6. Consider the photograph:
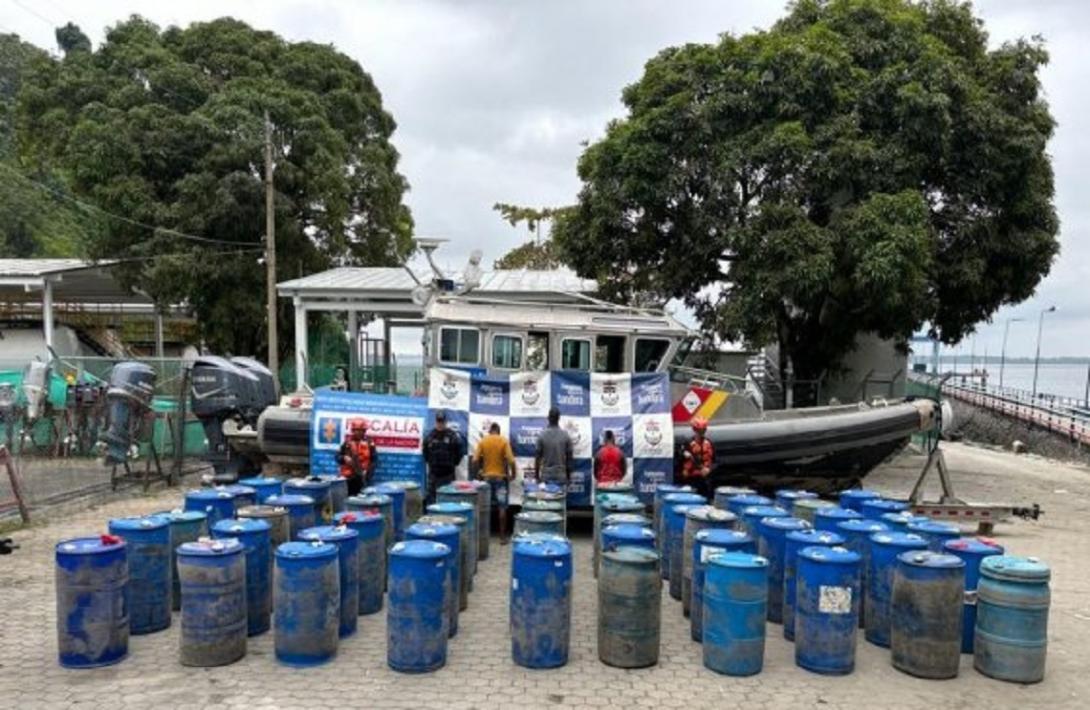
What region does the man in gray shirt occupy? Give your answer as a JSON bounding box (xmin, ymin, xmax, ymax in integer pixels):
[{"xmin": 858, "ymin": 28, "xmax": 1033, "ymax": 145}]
[{"xmin": 534, "ymin": 407, "xmax": 573, "ymax": 484}]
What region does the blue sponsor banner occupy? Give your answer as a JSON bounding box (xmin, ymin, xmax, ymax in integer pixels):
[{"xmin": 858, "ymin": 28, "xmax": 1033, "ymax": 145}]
[
  {"xmin": 552, "ymin": 371, "xmax": 590, "ymax": 416},
  {"xmin": 632, "ymin": 458, "xmax": 673, "ymax": 502},
  {"xmin": 471, "ymin": 376, "xmax": 510, "ymax": 415},
  {"xmin": 311, "ymin": 389, "xmax": 427, "ymax": 487},
  {"xmin": 631, "ymin": 373, "xmax": 671, "ymax": 414}
]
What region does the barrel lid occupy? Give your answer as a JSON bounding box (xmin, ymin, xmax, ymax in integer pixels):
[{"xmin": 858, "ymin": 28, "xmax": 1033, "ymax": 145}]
[
  {"xmin": 525, "ymin": 490, "xmax": 565, "ymax": 502},
  {"xmin": 714, "ymin": 485, "xmax": 754, "ymax": 497},
  {"xmin": 406, "ymin": 522, "xmax": 459, "ymax": 539},
  {"xmin": 238, "ymin": 504, "xmax": 287, "ymax": 518},
  {"xmin": 524, "ymin": 499, "xmax": 564, "ymax": 510},
  {"xmin": 776, "ymin": 489, "xmax": 818, "ymax": 501},
  {"xmin": 708, "ymin": 551, "xmax": 768, "ymax": 570},
  {"xmin": 662, "ymin": 492, "xmax": 706, "ymax": 505},
  {"xmin": 152, "ymin": 509, "xmax": 207, "ymax": 524},
  {"xmin": 799, "ymin": 545, "xmax": 860, "ymax": 565},
  {"xmin": 897, "ymin": 550, "xmax": 965, "ymax": 569},
  {"xmin": 695, "ymin": 528, "xmax": 752, "ymax": 546},
  {"xmin": 602, "ymin": 498, "xmax": 644, "ymax": 513},
  {"xmin": 186, "ymin": 487, "xmax": 234, "ymax": 501},
  {"xmin": 427, "ymin": 501, "xmax": 473, "ymax": 515},
  {"xmin": 907, "ymin": 520, "xmax": 961, "ymax": 536},
  {"xmin": 277, "ymin": 540, "xmax": 337, "ymax": 560},
  {"xmin": 943, "ymin": 536, "xmax": 1005, "ymax": 556},
  {"xmin": 657, "ymin": 483, "xmax": 692, "ymax": 496},
  {"xmin": 238, "ymin": 476, "xmax": 279, "ymax": 487},
  {"xmin": 265, "ymin": 493, "xmax": 316, "ymax": 507},
  {"xmin": 222, "ymin": 484, "xmax": 256, "ymax": 497},
  {"xmin": 437, "ymin": 482, "xmax": 475, "ymax": 496},
  {"xmin": 211, "ymin": 517, "xmax": 271, "ymax": 536},
  {"xmin": 794, "ymin": 498, "xmax": 836, "ymax": 509},
  {"xmin": 56, "ymin": 536, "xmax": 125, "ymax": 555},
  {"xmin": 285, "ymin": 477, "xmax": 331, "ymax": 489},
  {"xmin": 299, "ymin": 524, "xmax": 359, "ymax": 543},
  {"xmin": 742, "ymin": 505, "xmax": 789, "ymax": 519},
  {"xmin": 516, "ymin": 510, "xmax": 563, "ymax": 522},
  {"xmin": 862, "ymin": 499, "xmax": 908, "ymax": 512},
  {"xmin": 602, "ymin": 523, "xmax": 656, "ymax": 542},
  {"xmin": 178, "ymin": 537, "xmax": 243, "ymax": 557},
  {"xmin": 513, "ymin": 532, "xmax": 566, "ymax": 544},
  {"xmin": 334, "ymin": 511, "xmax": 384, "ymax": 527},
  {"xmin": 419, "ymin": 514, "xmax": 464, "ymax": 528},
  {"xmin": 840, "ymin": 489, "xmax": 881, "ymax": 502},
  {"xmin": 384, "ymin": 480, "xmax": 423, "ymax": 491},
  {"xmin": 513, "ymin": 535, "xmax": 571, "ymax": 558},
  {"xmin": 318, "ymin": 475, "xmax": 347, "ymax": 487},
  {"xmin": 981, "ymin": 554, "xmax": 1050, "ymax": 581},
  {"xmin": 347, "ymin": 494, "xmax": 391, "ymax": 507},
  {"xmin": 814, "ymin": 506, "xmax": 862, "ymax": 521},
  {"xmin": 684, "ymin": 505, "xmax": 736, "ymax": 524},
  {"xmin": 602, "ymin": 546, "xmax": 659, "ymax": 566},
  {"xmin": 525, "ymin": 481, "xmax": 565, "ymax": 495},
  {"xmin": 870, "ymin": 531, "xmax": 928, "ymax": 548},
  {"xmin": 390, "ymin": 539, "xmax": 450, "ymax": 560},
  {"xmin": 601, "ymin": 513, "xmax": 651, "ymax": 527},
  {"xmin": 880, "ymin": 512, "xmax": 916, "ymax": 525},
  {"xmin": 108, "ymin": 515, "xmax": 168, "ymax": 532},
  {"xmin": 786, "ymin": 528, "xmax": 844, "ymax": 546},
  {"xmin": 836, "ymin": 519, "xmax": 890, "ymax": 534},
  {"xmin": 727, "ymin": 493, "xmax": 771, "ymax": 507},
  {"xmin": 759, "ymin": 515, "xmax": 810, "ymax": 532},
  {"xmin": 669, "ymin": 503, "xmax": 703, "ymax": 517}
]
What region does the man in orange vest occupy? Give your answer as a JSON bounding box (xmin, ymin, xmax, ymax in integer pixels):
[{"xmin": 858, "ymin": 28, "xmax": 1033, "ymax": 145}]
[
  {"xmin": 681, "ymin": 416, "xmax": 714, "ymax": 497},
  {"xmin": 339, "ymin": 420, "xmax": 376, "ymax": 496}
]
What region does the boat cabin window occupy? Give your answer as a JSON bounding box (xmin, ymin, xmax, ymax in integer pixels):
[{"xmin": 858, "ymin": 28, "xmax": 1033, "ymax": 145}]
[
  {"xmin": 634, "ymin": 338, "xmax": 671, "ymax": 372},
  {"xmin": 526, "ymin": 332, "xmax": 549, "ymax": 371},
  {"xmin": 560, "ymin": 338, "xmax": 591, "ymax": 371},
  {"xmin": 595, "ymin": 335, "xmax": 627, "ymax": 373},
  {"xmin": 438, "ymin": 326, "xmax": 480, "ymax": 365},
  {"xmin": 491, "ymin": 334, "xmax": 524, "ymax": 370},
  {"xmin": 670, "ymin": 336, "xmax": 695, "ymax": 367}
]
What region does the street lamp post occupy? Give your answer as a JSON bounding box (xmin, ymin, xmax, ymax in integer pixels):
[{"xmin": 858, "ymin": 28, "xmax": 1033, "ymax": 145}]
[
  {"xmin": 999, "ymin": 317, "xmax": 1024, "ymax": 390},
  {"xmin": 1031, "ymin": 306, "xmax": 1056, "ymax": 399}
]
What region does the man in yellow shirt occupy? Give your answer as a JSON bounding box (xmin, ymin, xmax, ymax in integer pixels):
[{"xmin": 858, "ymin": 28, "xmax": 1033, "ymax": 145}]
[{"xmin": 474, "ymin": 422, "xmax": 516, "ymax": 544}]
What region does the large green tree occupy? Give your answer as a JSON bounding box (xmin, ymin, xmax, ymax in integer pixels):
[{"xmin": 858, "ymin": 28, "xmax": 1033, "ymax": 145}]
[
  {"xmin": 492, "ymin": 202, "xmax": 570, "ymax": 269},
  {"xmin": 555, "ymin": 0, "xmax": 1058, "ymax": 397},
  {"xmin": 17, "ymin": 17, "xmax": 413, "ymax": 356}
]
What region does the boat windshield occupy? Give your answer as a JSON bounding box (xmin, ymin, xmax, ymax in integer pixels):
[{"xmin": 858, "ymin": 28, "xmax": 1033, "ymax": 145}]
[{"xmin": 670, "ymin": 337, "xmax": 696, "ymax": 367}]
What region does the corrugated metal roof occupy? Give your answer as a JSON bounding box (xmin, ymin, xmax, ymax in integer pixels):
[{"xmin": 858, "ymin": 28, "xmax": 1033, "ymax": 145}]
[
  {"xmin": 277, "ymin": 267, "xmax": 596, "ymax": 295},
  {"xmin": 426, "ymin": 298, "xmax": 690, "ymax": 335},
  {"xmin": 0, "ymin": 259, "xmax": 115, "ymax": 277}
]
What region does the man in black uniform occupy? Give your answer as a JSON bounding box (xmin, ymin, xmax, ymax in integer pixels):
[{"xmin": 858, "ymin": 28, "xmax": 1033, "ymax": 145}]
[{"xmin": 422, "ymin": 410, "xmax": 464, "ymax": 503}]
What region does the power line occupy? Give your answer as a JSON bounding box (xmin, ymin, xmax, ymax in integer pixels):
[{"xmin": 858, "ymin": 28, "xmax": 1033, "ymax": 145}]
[
  {"xmin": 7, "ymin": 0, "xmax": 59, "ymax": 29},
  {"xmin": 0, "ymin": 163, "xmax": 260, "ymax": 247}
]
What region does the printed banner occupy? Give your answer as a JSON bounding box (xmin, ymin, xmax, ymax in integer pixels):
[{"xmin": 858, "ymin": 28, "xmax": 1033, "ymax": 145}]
[
  {"xmin": 428, "ymin": 368, "xmax": 675, "ymax": 506},
  {"xmin": 310, "ymin": 389, "xmax": 428, "ymax": 487}
]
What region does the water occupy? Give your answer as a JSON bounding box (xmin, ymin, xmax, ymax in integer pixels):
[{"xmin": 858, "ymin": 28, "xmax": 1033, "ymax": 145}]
[{"xmin": 949, "ymin": 363, "xmax": 1090, "ymax": 402}]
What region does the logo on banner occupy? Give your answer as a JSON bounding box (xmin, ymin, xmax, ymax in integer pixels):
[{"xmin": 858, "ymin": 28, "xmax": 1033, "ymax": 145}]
[
  {"xmin": 477, "ymin": 383, "xmax": 505, "ymax": 407},
  {"xmin": 440, "ymin": 374, "xmax": 460, "ymax": 403},
  {"xmin": 319, "ymin": 417, "xmax": 341, "ymax": 444},
  {"xmin": 564, "ymin": 420, "xmax": 583, "ymax": 447},
  {"xmin": 520, "ymin": 378, "xmax": 541, "ymax": 406},
  {"xmin": 601, "ymin": 380, "xmax": 620, "ymax": 407},
  {"xmin": 644, "ymin": 420, "xmax": 663, "ymax": 447}
]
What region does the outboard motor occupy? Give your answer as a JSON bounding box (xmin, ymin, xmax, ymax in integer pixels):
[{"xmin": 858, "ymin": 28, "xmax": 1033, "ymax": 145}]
[
  {"xmin": 21, "ymin": 360, "xmax": 51, "ymax": 423},
  {"xmin": 229, "ymin": 357, "xmax": 278, "ymax": 417},
  {"xmin": 0, "ymin": 382, "xmax": 18, "ymax": 449},
  {"xmin": 100, "ymin": 362, "xmax": 157, "ymax": 465},
  {"xmin": 190, "ymin": 356, "xmax": 261, "ymax": 482}
]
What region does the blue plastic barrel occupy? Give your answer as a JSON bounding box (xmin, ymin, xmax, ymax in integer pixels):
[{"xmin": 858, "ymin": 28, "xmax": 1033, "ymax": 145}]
[
  {"xmin": 602, "ymin": 512, "xmax": 652, "ymax": 532},
  {"xmin": 55, "ymin": 536, "xmax": 128, "ymax": 668},
  {"xmin": 944, "ymin": 537, "xmax": 1005, "ymax": 654},
  {"xmin": 739, "ymin": 504, "xmax": 789, "ymax": 537},
  {"xmin": 283, "ymin": 477, "xmax": 333, "ymax": 523},
  {"xmin": 107, "ymin": 516, "xmax": 171, "ymax": 635},
  {"xmin": 666, "ymin": 502, "xmax": 703, "ymax": 600},
  {"xmin": 783, "ymin": 529, "xmax": 844, "ymax": 641},
  {"xmin": 879, "ymin": 511, "xmax": 928, "ymax": 532},
  {"xmin": 756, "ymin": 516, "xmax": 810, "ymax": 623},
  {"xmin": 511, "ymin": 535, "xmax": 573, "ymax": 668},
  {"xmin": 152, "ymin": 509, "xmax": 207, "ymax": 611},
  {"xmin": 975, "ymin": 555, "xmax": 1050, "ymax": 683},
  {"xmin": 211, "ymin": 517, "xmax": 272, "ymax": 636},
  {"xmin": 299, "ymin": 525, "xmax": 360, "ymax": 638},
  {"xmin": 775, "ymin": 489, "xmax": 818, "ymax": 514},
  {"xmin": 703, "ymin": 552, "xmax": 768, "ymax": 676},
  {"xmin": 795, "ymin": 546, "xmax": 862, "ymax": 675},
  {"xmin": 274, "ymin": 541, "xmax": 339, "ymax": 666},
  {"xmin": 864, "ymin": 531, "xmax": 929, "ymax": 647},
  {"xmin": 835, "ymin": 519, "xmax": 890, "ymax": 628},
  {"xmin": 602, "ymin": 523, "xmax": 657, "ymax": 554},
  {"xmin": 725, "ymin": 493, "xmax": 771, "ymax": 519},
  {"xmin": 319, "ymin": 475, "xmax": 349, "ymax": 514},
  {"xmin": 814, "ymin": 505, "xmax": 862, "ymax": 533},
  {"xmin": 861, "ymin": 498, "xmax": 908, "ymax": 522},
  {"xmin": 427, "ymin": 500, "xmax": 476, "ymax": 590},
  {"xmin": 891, "ymin": 551, "xmax": 965, "ymax": 678},
  {"xmin": 713, "ymin": 486, "xmax": 755, "ymax": 510},
  {"xmin": 655, "ymin": 484, "xmax": 690, "ymax": 546},
  {"xmin": 177, "ymin": 538, "xmax": 247, "ymax": 666},
  {"xmin": 594, "ymin": 496, "xmax": 645, "ymax": 577},
  {"xmin": 793, "ymin": 498, "xmax": 836, "ymax": 524},
  {"xmin": 839, "ymin": 489, "xmax": 880, "ymax": 512},
  {"xmin": 334, "ymin": 511, "xmax": 387, "ymax": 615},
  {"xmin": 908, "ymin": 520, "xmax": 962, "ymax": 551},
  {"xmin": 347, "ymin": 493, "xmax": 394, "ymax": 550},
  {"xmin": 387, "ymin": 539, "xmax": 450, "ymax": 673},
  {"xmin": 184, "ymin": 488, "xmax": 236, "ymax": 527},
  {"xmin": 437, "ymin": 483, "xmax": 480, "ymax": 552},
  {"xmin": 222, "ymin": 484, "xmax": 257, "ymax": 509},
  {"xmin": 598, "ymin": 547, "xmax": 662, "ymax": 668},
  {"xmin": 265, "ymin": 494, "xmax": 316, "ymax": 540},
  {"xmin": 237, "ymin": 504, "xmax": 289, "ymax": 549},
  {"xmin": 660, "ymin": 492, "xmax": 704, "ymax": 581},
  {"xmin": 515, "ymin": 510, "xmax": 565, "ymax": 537},
  {"xmin": 422, "ymin": 510, "xmax": 471, "ymax": 609},
  {"xmin": 406, "ymin": 522, "xmax": 461, "ymax": 637},
  {"xmin": 372, "ymin": 483, "xmax": 408, "ymax": 541},
  {"xmin": 238, "ymin": 476, "xmax": 282, "ymax": 504},
  {"xmin": 692, "ymin": 529, "xmax": 755, "ymax": 642}
]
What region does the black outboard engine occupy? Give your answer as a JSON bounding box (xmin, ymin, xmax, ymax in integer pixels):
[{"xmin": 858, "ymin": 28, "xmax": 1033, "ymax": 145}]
[
  {"xmin": 100, "ymin": 362, "xmax": 157, "ymax": 465},
  {"xmin": 190, "ymin": 356, "xmax": 261, "ymax": 482},
  {"xmin": 229, "ymin": 357, "xmax": 278, "ymax": 417},
  {"xmin": 21, "ymin": 360, "xmax": 51, "ymax": 423}
]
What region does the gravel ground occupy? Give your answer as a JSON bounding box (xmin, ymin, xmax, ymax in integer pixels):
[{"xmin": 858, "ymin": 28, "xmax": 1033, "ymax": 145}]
[{"xmin": 0, "ymin": 442, "xmax": 1086, "ymax": 710}]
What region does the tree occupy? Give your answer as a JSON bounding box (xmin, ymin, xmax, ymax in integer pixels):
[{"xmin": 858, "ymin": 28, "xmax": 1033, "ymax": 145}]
[
  {"xmin": 555, "ymin": 0, "xmax": 1058, "ymax": 399},
  {"xmin": 16, "ymin": 17, "xmax": 413, "ymax": 356},
  {"xmin": 492, "ymin": 202, "xmax": 570, "ymax": 269}
]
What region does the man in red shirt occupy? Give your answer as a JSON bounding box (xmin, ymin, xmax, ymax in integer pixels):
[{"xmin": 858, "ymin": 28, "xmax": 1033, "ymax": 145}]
[{"xmin": 594, "ymin": 429, "xmax": 626, "ymax": 485}]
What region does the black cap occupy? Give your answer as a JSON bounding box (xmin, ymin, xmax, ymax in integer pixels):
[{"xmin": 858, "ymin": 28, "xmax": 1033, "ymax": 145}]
[{"xmin": 435, "ymin": 410, "xmax": 447, "ymax": 422}]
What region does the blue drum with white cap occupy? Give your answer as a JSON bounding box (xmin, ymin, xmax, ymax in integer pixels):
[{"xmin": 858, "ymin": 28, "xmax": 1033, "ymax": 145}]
[
  {"xmin": 908, "ymin": 519, "xmax": 962, "ymax": 551},
  {"xmin": 783, "ymin": 529, "xmax": 844, "ymax": 641},
  {"xmin": 274, "ymin": 541, "xmax": 339, "ymax": 666},
  {"xmin": 861, "ymin": 498, "xmax": 908, "ymax": 522},
  {"xmin": 238, "ymin": 476, "xmax": 282, "ymax": 504},
  {"xmin": 511, "ymin": 535, "xmax": 573, "ymax": 668},
  {"xmin": 55, "ymin": 536, "xmax": 128, "ymax": 668},
  {"xmin": 299, "ymin": 525, "xmax": 360, "ymax": 638},
  {"xmin": 835, "ymin": 519, "xmax": 890, "ymax": 628},
  {"xmin": 795, "ymin": 546, "xmax": 862, "ymax": 675},
  {"xmin": 725, "ymin": 493, "xmax": 770, "ymax": 519},
  {"xmin": 703, "ymin": 552, "xmax": 768, "ymax": 676},
  {"xmin": 211, "ymin": 517, "xmax": 272, "ymax": 636},
  {"xmin": 891, "ymin": 551, "xmax": 965, "ymax": 678},
  {"xmin": 755, "ymin": 516, "xmax": 810, "ymax": 623},
  {"xmin": 838, "ymin": 489, "xmax": 880, "ymax": 513},
  {"xmin": 661, "ymin": 492, "xmax": 704, "ymax": 582},
  {"xmin": 107, "ymin": 515, "xmax": 171, "ymax": 634},
  {"xmin": 387, "ymin": 539, "xmax": 450, "ymax": 673},
  {"xmin": 775, "ymin": 489, "xmax": 817, "ymax": 514},
  {"xmin": 865, "ymin": 531, "xmax": 929, "ymax": 647},
  {"xmin": 283, "ymin": 477, "xmax": 333, "ymax": 523},
  {"xmin": 177, "ymin": 537, "xmax": 247, "ymax": 666},
  {"xmin": 814, "ymin": 505, "xmax": 862, "ymax": 533},
  {"xmin": 406, "ymin": 522, "xmax": 461, "ymax": 637},
  {"xmin": 692, "ymin": 529, "xmax": 755, "ymax": 642},
  {"xmin": 974, "ymin": 555, "xmax": 1050, "ymax": 683},
  {"xmin": 943, "ymin": 536, "xmax": 1004, "ymax": 654},
  {"xmin": 265, "ymin": 494, "xmax": 316, "ymax": 540},
  {"xmin": 184, "ymin": 487, "xmax": 236, "ymax": 527}
]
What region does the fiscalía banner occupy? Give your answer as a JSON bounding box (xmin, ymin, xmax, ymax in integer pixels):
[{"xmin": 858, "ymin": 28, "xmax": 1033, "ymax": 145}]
[
  {"xmin": 310, "ymin": 389, "xmax": 428, "ymax": 487},
  {"xmin": 427, "ymin": 367, "xmax": 674, "ymax": 506}
]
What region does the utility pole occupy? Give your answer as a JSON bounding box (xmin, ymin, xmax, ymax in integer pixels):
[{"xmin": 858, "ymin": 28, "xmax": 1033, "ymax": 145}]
[
  {"xmin": 1031, "ymin": 305, "xmax": 1056, "ymax": 400},
  {"xmin": 264, "ymin": 110, "xmax": 279, "ymax": 385}
]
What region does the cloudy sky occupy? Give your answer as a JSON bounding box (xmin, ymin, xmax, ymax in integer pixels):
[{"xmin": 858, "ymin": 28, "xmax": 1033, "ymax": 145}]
[{"xmin": 2, "ymin": 0, "xmax": 1086, "ymax": 359}]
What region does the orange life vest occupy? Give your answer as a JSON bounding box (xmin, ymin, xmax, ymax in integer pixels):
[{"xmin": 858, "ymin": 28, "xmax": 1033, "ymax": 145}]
[
  {"xmin": 339, "ymin": 438, "xmax": 374, "ymax": 478},
  {"xmin": 682, "ymin": 437, "xmax": 714, "ymax": 478}
]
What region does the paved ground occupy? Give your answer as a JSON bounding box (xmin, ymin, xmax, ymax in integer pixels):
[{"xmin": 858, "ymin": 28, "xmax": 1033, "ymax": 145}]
[{"xmin": 1, "ymin": 442, "xmax": 1087, "ymax": 709}]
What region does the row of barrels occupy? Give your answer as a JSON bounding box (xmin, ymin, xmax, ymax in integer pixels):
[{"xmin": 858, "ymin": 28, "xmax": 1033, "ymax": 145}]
[{"xmin": 55, "ymin": 475, "xmax": 496, "ymax": 670}]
